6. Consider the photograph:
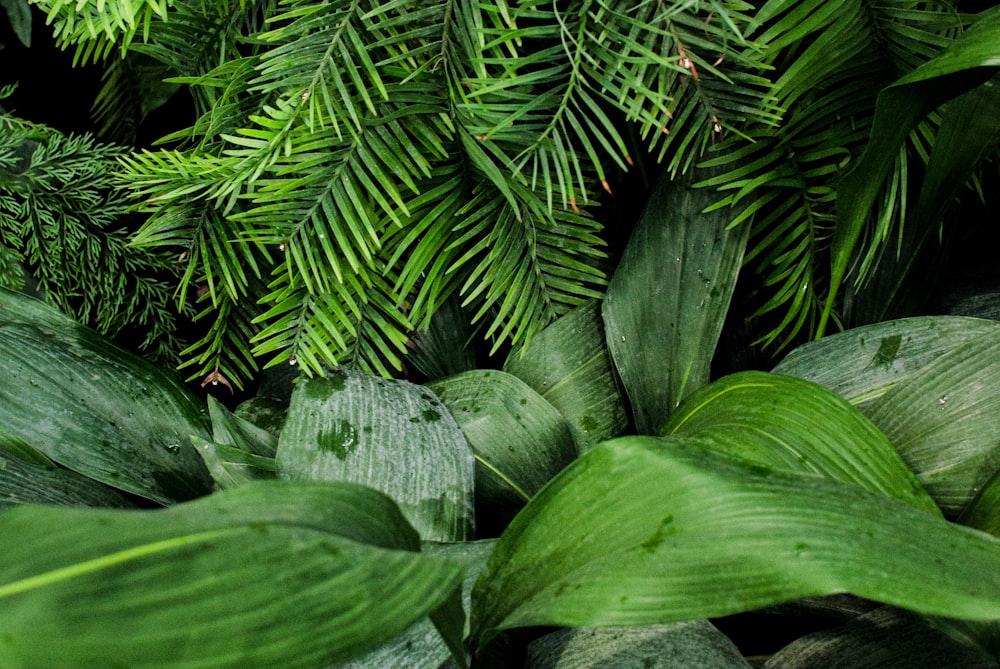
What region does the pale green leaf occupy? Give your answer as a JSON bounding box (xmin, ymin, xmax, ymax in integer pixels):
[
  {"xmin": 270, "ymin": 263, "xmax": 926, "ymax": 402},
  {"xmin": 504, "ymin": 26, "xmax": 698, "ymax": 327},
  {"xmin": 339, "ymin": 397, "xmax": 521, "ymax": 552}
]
[
  {"xmin": 525, "ymin": 621, "xmax": 752, "ymax": 669},
  {"xmin": 766, "ymin": 607, "xmax": 999, "ymax": 669},
  {"xmin": 191, "ymin": 437, "xmax": 277, "ymax": 491},
  {"xmin": 772, "ymin": 316, "xmax": 1000, "ymax": 409},
  {"xmin": 207, "ymin": 395, "xmax": 277, "ymax": 458},
  {"xmin": 276, "ymin": 367, "xmax": 475, "ymax": 542},
  {"xmin": 864, "ymin": 332, "xmax": 1000, "ymax": 515}
]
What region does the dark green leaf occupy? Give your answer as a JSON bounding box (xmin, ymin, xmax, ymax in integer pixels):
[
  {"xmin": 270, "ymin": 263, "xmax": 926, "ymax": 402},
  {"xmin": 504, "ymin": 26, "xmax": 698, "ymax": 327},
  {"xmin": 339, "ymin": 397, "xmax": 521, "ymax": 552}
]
[
  {"xmin": 0, "ymin": 289, "xmax": 213, "ymax": 504},
  {"xmin": 504, "ymin": 300, "xmax": 628, "ymax": 452},
  {"xmin": 603, "ymin": 167, "xmax": 750, "ymax": 433},
  {"xmin": 823, "ymin": 6, "xmax": 1000, "ymax": 333},
  {"xmin": 0, "ymin": 451, "xmax": 135, "ymax": 509},
  {"xmin": 660, "ymin": 371, "xmax": 939, "ymax": 515},
  {"xmin": 428, "ymin": 370, "xmax": 577, "ymax": 513},
  {"xmin": 0, "ymin": 0, "xmax": 31, "ymax": 48}
]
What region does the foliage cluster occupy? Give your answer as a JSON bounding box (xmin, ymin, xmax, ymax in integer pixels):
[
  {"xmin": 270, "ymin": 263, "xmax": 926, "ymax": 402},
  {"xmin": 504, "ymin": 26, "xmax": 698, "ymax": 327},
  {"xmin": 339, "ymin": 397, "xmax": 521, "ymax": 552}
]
[
  {"xmin": 2, "ymin": 0, "xmax": 998, "ymax": 387},
  {"xmin": 2, "ymin": 0, "xmax": 1000, "ymax": 667}
]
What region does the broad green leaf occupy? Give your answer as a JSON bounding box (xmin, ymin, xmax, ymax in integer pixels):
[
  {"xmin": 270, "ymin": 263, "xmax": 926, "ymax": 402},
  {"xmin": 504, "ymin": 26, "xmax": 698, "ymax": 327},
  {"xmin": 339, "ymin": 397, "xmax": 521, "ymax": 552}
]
[
  {"xmin": 0, "ymin": 289, "xmax": 213, "ymax": 503},
  {"xmin": 961, "ymin": 467, "xmax": 1000, "ymax": 537},
  {"xmin": 822, "ymin": 6, "xmax": 1000, "ymax": 334},
  {"xmin": 773, "ymin": 316, "xmax": 1000, "ymax": 409},
  {"xmin": 234, "ymin": 396, "xmax": 288, "ymax": 439},
  {"xmin": 277, "ymin": 367, "xmax": 475, "ymax": 542},
  {"xmin": 916, "ymin": 74, "xmax": 1000, "ymax": 232},
  {"xmin": 865, "ymin": 333, "xmax": 1000, "ymax": 515},
  {"xmin": 428, "ymin": 370, "xmax": 577, "ymax": 513},
  {"xmin": 338, "ymin": 540, "xmax": 496, "ymax": 669},
  {"xmin": 524, "ymin": 621, "xmax": 751, "ymax": 669},
  {"xmin": 0, "ymin": 481, "xmax": 465, "ymax": 669},
  {"xmin": 471, "ymin": 437, "xmax": 1000, "ymax": 646},
  {"xmin": 766, "ymin": 607, "xmax": 998, "ymax": 669},
  {"xmin": 0, "ymin": 450, "xmax": 135, "ymax": 509},
  {"xmin": 660, "ymin": 371, "xmax": 939, "ymax": 515},
  {"xmin": 603, "ymin": 167, "xmax": 751, "ymax": 433},
  {"xmin": 191, "ymin": 437, "xmax": 277, "ymax": 491},
  {"xmin": 207, "ymin": 395, "xmax": 277, "ymax": 457},
  {"xmin": 504, "ymin": 300, "xmax": 628, "ymax": 452}
]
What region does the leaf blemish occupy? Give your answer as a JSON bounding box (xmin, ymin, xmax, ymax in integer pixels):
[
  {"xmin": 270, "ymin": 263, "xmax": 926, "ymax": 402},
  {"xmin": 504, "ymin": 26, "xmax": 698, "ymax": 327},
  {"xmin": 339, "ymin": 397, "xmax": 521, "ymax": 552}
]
[{"xmin": 640, "ymin": 514, "xmax": 676, "ymax": 553}]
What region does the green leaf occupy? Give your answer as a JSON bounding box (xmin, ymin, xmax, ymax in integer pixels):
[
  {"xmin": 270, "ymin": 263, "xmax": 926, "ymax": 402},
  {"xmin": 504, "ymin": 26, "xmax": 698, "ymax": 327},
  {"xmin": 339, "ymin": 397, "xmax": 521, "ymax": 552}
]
[
  {"xmin": 234, "ymin": 396, "xmax": 289, "ymax": 439},
  {"xmin": 864, "ymin": 332, "xmax": 1000, "ymax": 515},
  {"xmin": 0, "ymin": 0, "xmax": 31, "ymax": 47},
  {"xmin": 0, "ymin": 289, "xmax": 213, "ymax": 504},
  {"xmin": 339, "ymin": 540, "xmax": 495, "ymax": 669},
  {"xmin": 916, "ymin": 73, "xmax": 1000, "ymax": 231},
  {"xmin": 961, "ymin": 467, "xmax": 1000, "ymax": 537},
  {"xmin": 603, "ymin": 167, "xmax": 751, "ymax": 433},
  {"xmin": 276, "ymin": 367, "xmax": 475, "ymax": 542},
  {"xmin": 408, "ymin": 296, "xmax": 477, "ymax": 382},
  {"xmin": 822, "ymin": 6, "xmax": 1000, "ymax": 334},
  {"xmin": 0, "ymin": 451, "xmax": 136, "ymax": 509},
  {"xmin": 0, "ymin": 481, "xmax": 465, "ymax": 669},
  {"xmin": 207, "ymin": 395, "xmax": 277, "ymax": 458},
  {"xmin": 660, "ymin": 371, "xmax": 939, "ymax": 515},
  {"xmin": 524, "ymin": 621, "xmax": 752, "ymax": 669},
  {"xmin": 428, "ymin": 370, "xmax": 577, "ymax": 514},
  {"xmin": 504, "ymin": 300, "xmax": 628, "ymax": 452},
  {"xmin": 191, "ymin": 437, "xmax": 277, "ymax": 491},
  {"xmin": 471, "ymin": 437, "xmax": 1000, "ymax": 647},
  {"xmin": 772, "ymin": 316, "xmax": 1000, "ymax": 409}
]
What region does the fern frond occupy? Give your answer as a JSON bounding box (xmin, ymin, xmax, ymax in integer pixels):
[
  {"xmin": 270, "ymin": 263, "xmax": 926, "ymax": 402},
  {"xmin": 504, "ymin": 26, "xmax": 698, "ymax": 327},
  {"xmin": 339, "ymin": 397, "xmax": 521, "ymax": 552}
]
[
  {"xmin": 179, "ymin": 287, "xmax": 262, "ymax": 390},
  {"xmin": 0, "ymin": 115, "xmax": 185, "ymax": 360},
  {"xmin": 448, "ymin": 179, "xmax": 607, "ymax": 352},
  {"xmin": 251, "ymin": 258, "xmax": 413, "ymax": 378},
  {"xmin": 31, "ymin": 0, "xmax": 173, "ymax": 64}
]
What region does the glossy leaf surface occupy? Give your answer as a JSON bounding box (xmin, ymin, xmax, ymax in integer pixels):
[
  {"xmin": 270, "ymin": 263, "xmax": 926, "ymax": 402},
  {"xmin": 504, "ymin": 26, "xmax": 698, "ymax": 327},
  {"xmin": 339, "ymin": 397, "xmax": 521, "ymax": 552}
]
[
  {"xmin": 773, "ymin": 316, "xmax": 1000, "ymax": 409},
  {"xmin": 504, "ymin": 300, "xmax": 627, "ymax": 452},
  {"xmin": 865, "ymin": 333, "xmax": 1000, "ymax": 515},
  {"xmin": 429, "ymin": 370, "xmax": 577, "ymax": 512},
  {"xmin": 471, "ymin": 437, "xmax": 1000, "ymax": 646},
  {"xmin": 603, "ymin": 168, "xmax": 750, "ymax": 433},
  {"xmin": 0, "ymin": 289, "xmax": 212, "ymax": 503},
  {"xmin": 0, "ymin": 481, "xmax": 465, "ymax": 669},
  {"xmin": 277, "ymin": 367, "xmax": 475, "ymax": 541},
  {"xmin": 661, "ymin": 371, "xmax": 938, "ymax": 514}
]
